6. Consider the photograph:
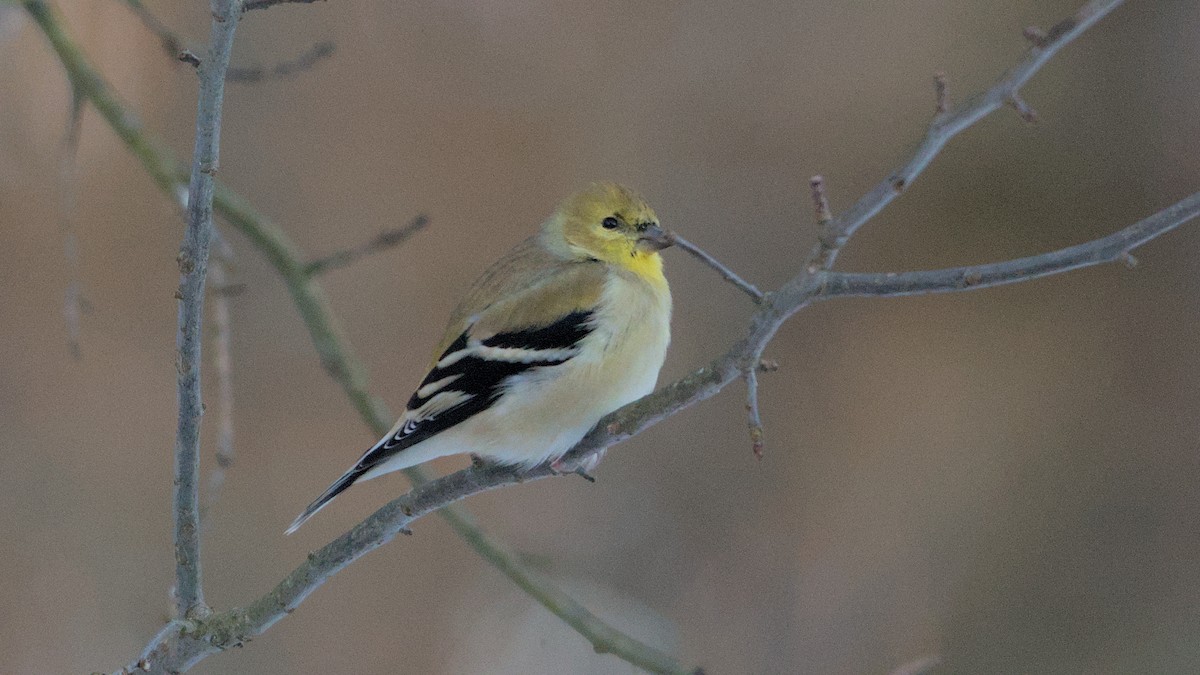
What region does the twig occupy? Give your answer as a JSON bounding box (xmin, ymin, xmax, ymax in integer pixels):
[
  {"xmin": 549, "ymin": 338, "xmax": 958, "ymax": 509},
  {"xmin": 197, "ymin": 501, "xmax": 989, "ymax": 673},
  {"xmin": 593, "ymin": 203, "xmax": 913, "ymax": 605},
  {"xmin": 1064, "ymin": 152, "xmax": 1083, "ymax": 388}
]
[
  {"xmin": 745, "ymin": 367, "xmax": 764, "ymax": 459},
  {"xmin": 820, "ymin": 191, "xmax": 1200, "ymax": 299},
  {"xmin": 60, "ymin": 83, "xmax": 85, "ymax": 359},
  {"xmin": 120, "ymin": 0, "xmax": 332, "ymax": 83},
  {"xmin": 933, "ymin": 71, "xmax": 949, "ymax": 114},
  {"xmin": 672, "ymin": 235, "xmax": 764, "ymax": 302},
  {"xmin": 227, "ymin": 41, "xmax": 334, "ymax": 82},
  {"xmin": 22, "ymin": 8, "xmax": 685, "ymax": 671},
  {"xmin": 204, "ymin": 244, "xmax": 235, "ymax": 518},
  {"xmin": 243, "ymin": 0, "xmax": 323, "ymax": 10},
  {"xmin": 171, "ymin": 0, "xmax": 241, "ymax": 621},
  {"xmin": 807, "ymin": 175, "xmax": 839, "ymax": 271},
  {"xmin": 303, "ymin": 214, "xmax": 429, "ymax": 276},
  {"xmin": 887, "ymin": 654, "xmax": 942, "ymax": 675}
]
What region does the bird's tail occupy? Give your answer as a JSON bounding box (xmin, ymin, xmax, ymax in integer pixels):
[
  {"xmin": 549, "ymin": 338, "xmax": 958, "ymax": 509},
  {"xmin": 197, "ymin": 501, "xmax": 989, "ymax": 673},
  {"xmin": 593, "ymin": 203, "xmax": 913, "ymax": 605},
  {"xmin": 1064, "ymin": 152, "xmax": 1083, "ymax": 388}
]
[{"xmin": 285, "ymin": 465, "xmax": 368, "ymax": 535}]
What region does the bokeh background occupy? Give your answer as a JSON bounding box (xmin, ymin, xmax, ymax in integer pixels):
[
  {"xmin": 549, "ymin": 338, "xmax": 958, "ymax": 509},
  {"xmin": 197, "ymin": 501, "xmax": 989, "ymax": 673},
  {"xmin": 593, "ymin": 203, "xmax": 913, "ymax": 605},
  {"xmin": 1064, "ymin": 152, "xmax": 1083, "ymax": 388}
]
[{"xmin": 2, "ymin": 1, "xmax": 1199, "ymax": 673}]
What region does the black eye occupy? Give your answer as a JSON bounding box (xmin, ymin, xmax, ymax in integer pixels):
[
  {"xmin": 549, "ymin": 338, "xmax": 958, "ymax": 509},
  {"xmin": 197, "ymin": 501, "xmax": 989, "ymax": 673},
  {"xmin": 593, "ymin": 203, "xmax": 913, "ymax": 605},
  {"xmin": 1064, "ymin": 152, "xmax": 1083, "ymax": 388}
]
[{"xmin": 602, "ymin": 216, "xmax": 620, "ymax": 230}]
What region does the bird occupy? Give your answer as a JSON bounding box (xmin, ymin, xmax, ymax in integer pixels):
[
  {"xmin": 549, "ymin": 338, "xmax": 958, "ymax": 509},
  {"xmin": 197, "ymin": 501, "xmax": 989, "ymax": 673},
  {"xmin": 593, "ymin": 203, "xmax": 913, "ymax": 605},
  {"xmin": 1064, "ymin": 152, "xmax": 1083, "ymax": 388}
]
[{"xmin": 286, "ymin": 182, "xmax": 674, "ymax": 534}]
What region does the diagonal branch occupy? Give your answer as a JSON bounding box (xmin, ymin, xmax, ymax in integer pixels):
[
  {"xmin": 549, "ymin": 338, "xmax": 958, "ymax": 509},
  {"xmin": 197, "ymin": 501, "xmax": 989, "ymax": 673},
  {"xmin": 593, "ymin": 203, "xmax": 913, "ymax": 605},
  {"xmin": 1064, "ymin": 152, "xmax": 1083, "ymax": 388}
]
[
  {"xmin": 303, "ymin": 213, "xmax": 429, "ymax": 276},
  {"xmin": 673, "ymin": 235, "xmax": 764, "ymax": 302},
  {"xmin": 170, "ymin": 0, "xmax": 242, "ymax": 620}
]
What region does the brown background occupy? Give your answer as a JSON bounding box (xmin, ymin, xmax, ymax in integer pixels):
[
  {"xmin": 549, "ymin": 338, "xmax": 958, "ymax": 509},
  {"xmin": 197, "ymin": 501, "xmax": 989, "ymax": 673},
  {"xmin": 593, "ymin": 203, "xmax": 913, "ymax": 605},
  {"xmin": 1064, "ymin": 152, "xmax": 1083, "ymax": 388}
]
[{"xmin": 2, "ymin": 1, "xmax": 1199, "ymax": 673}]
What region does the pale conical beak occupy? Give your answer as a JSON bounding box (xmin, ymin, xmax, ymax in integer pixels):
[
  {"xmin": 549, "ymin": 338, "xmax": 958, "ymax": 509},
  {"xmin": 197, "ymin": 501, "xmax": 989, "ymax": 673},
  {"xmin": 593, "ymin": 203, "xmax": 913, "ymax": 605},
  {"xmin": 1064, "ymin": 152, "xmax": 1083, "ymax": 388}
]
[{"xmin": 636, "ymin": 224, "xmax": 675, "ymax": 251}]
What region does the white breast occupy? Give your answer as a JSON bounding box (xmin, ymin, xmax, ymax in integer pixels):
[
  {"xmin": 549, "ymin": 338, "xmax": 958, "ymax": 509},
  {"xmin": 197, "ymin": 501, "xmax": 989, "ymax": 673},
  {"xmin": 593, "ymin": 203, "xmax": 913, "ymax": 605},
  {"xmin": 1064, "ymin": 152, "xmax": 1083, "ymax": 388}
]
[{"xmin": 365, "ymin": 269, "xmax": 671, "ymax": 474}]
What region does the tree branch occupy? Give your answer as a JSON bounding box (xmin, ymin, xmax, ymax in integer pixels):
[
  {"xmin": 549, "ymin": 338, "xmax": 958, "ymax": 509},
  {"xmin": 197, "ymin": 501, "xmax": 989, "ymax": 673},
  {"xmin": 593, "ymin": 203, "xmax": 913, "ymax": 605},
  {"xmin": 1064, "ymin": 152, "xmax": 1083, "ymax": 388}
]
[
  {"xmin": 303, "ymin": 213, "xmax": 429, "ymax": 276},
  {"xmin": 242, "ymin": 0, "xmax": 323, "ymax": 11},
  {"xmin": 226, "ymin": 41, "xmax": 334, "ymax": 83},
  {"xmin": 673, "ymin": 235, "xmax": 764, "ymax": 302},
  {"xmin": 820, "ymin": 191, "xmax": 1200, "ymax": 299},
  {"xmin": 816, "ymin": 0, "xmax": 1125, "ymax": 269},
  {"xmin": 170, "ymin": 0, "xmax": 241, "ymax": 620}
]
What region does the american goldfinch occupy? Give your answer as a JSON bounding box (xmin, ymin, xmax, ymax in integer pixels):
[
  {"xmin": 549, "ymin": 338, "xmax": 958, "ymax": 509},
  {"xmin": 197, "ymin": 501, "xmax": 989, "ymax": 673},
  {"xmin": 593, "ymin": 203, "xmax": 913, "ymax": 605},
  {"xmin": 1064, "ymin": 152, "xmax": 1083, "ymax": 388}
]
[{"xmin": 287, "ymin": 183, "xmax": 673, "ymax": 533}]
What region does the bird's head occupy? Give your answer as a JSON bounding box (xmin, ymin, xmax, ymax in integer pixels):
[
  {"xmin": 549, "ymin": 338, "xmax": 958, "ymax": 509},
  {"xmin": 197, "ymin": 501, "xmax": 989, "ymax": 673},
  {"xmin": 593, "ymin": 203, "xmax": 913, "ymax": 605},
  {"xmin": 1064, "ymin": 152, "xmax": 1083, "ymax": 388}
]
[{"xmin": 545, "ymin": 183, "xmax": 674, "ymax": 279}]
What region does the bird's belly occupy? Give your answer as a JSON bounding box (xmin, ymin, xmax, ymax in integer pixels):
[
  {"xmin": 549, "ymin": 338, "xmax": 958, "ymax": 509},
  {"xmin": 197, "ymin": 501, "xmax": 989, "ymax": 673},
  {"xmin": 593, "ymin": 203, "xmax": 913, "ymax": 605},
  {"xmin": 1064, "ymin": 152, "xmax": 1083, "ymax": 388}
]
[{"xmin": 461, "ymin": 282, "xmax": 669, "ymax": 466}]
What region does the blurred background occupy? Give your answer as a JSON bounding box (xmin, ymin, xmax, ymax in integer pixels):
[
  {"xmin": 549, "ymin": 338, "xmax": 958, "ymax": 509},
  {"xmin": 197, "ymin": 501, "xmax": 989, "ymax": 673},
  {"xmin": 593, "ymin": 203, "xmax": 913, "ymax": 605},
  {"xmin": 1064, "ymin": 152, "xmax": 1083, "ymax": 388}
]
[{"xmin": 2, "ymin": 1, "xmax": 1199, "ymax": 673}]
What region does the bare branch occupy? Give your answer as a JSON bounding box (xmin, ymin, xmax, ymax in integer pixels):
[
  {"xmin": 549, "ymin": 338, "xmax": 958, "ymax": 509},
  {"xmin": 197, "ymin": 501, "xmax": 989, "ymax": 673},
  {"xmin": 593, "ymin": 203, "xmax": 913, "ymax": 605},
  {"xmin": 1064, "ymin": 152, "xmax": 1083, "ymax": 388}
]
[
  {"xmin": 821, "ymin": 192, "xmax": 1200, "ymax": 299},
  {"xmin": 807, "ymin": 175, "xmax": 841, "ymax": 271},
  {"xmin": 227, "ymin": 41, "xmax": 334, "ymax": 83},
  {"xmin": 672, "ymin": 234, "xmax": 763, "ymax": 302},
  {"xmin": 171, "ymin": 0, "xmax": 242, "ymax": 620},
  {"xmin": 1007, "ymin": 93, "xmax": 1039, "ymax": 123},
  {"xmin": 303, "ymin": 214, "xmax": 429, "ymax": 276},
  {"xmin": 816, "ymin": 0, "xmax": 1125, "ymax": 269},
  {"xmin": 933, "ymin": 71, "xmax": 949, "ymax": 114},
  {"xmin": 242, "ymin": 0, "xmax": 323, "ymax": 10}
]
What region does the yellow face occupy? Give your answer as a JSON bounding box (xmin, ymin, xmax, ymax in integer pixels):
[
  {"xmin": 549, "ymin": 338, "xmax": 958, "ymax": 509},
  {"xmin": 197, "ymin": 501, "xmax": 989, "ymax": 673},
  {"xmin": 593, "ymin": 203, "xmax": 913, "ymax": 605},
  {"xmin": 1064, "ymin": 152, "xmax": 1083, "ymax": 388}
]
[{"xmin": 552, "ymin": 183, "xmax": 673, "ymax": 278}]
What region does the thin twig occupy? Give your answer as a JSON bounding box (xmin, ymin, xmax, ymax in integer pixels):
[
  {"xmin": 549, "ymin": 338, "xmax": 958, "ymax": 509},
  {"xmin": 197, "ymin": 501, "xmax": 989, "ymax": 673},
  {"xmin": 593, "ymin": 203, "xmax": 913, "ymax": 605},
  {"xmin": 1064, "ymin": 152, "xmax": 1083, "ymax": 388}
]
[
  {"xmin": 672, "ymin": 235, "xmax": 764, "ymax": 302},
  {"xmin": 933, "ymin": 71, "xmax": 949, "ymax": 114},
  {"xmin": 171, "ymin": 0, "xmax": 241, "ymax": 621},
  {"xmin": 821, "ymin": 191, "xmax": 1200, "ymax": 299},
  {"xmin": 243, "ymin": 0, "xmax": 323, "ymax": 10},
  {"xmin": 807, "ymin": 175, "xmax": 839, "ymax": 271},
  {"xmin": 304, "ymin": 214, "xmax": 429, "ymax": 276},
  {"xmin": 227, "ymin": 41, "xmax": 334, "ymax": 82}
]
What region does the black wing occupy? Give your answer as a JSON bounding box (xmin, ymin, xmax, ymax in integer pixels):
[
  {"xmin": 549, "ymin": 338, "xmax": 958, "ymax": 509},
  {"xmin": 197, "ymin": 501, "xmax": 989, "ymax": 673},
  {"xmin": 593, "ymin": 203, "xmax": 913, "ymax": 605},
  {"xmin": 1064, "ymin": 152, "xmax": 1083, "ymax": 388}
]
[{"xmin": 285, "ymin": 310, "xmax": 595, "ymax": 533}]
